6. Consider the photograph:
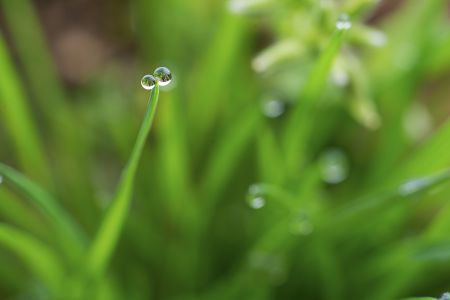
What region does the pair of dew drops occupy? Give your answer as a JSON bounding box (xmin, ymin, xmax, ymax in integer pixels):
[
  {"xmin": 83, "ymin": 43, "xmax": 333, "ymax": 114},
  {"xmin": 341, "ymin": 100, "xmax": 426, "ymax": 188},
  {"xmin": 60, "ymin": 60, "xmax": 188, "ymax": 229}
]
[{"xmin": 141, "ymin": 66, "xmax": 172, "ymax": 90}]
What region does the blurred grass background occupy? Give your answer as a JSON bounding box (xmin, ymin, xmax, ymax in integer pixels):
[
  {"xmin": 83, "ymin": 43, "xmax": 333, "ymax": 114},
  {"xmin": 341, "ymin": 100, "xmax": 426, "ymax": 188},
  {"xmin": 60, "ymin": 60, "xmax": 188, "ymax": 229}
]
[{"xmin": 1, "ymin": 0, "xmax": 450, "ymax": 299}]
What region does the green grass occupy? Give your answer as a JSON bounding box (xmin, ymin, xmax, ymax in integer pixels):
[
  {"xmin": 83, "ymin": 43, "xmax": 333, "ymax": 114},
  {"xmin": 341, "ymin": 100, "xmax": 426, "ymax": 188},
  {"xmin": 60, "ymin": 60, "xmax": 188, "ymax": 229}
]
[{"xmin": 0, "ymin": 0, "xmax": 450, "ymax": 299}]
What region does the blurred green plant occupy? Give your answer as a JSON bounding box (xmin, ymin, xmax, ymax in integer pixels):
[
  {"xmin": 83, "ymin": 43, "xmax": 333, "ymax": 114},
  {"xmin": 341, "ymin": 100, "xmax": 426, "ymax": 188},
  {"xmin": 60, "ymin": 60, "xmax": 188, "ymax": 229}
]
[{"xmin": 0, "ymin": 0, "xmax": 450, "ymax": 299}]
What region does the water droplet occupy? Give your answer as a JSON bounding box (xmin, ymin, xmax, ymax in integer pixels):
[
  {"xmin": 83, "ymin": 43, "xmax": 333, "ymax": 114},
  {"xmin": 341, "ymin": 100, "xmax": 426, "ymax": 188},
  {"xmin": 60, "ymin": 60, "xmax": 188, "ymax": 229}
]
[
  {"xmin": 0, "ymin": 176, "xmax": 3, "ymax": 184},
  {"xmin": 336, "ymin": 14, "xmax": 352, "ymax": 31},
  {"xmin": 290, "ymin": 213, "xmax": 314, "ymax": 236},
  {"xmin": 440, "ymin": 293, "xmax": 450, "ymax": 300},
  {"xmin": 153, "ymin": 66, "xmax": 172, "ymax": 87},
  {"xmin": 319, "ymin": 149, "xmax": 349, "ymax": 184},
  {"xmin": 262, "ymin": 99, "xmax": 285, "ymax": 118},
  {"xmin": 248, "ymin": 196, "xmax": 266, "ymax": 209},
  {"xmin": 141, "ymin": 74, "xmax": 156, "ymax": 90}
]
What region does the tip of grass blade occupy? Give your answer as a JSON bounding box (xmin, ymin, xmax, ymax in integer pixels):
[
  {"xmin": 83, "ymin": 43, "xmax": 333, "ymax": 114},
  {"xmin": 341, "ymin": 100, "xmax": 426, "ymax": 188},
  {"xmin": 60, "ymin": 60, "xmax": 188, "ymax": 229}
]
[{"xmin": 86, "ymin": 85, "xmax": 160, "ymax": 278}]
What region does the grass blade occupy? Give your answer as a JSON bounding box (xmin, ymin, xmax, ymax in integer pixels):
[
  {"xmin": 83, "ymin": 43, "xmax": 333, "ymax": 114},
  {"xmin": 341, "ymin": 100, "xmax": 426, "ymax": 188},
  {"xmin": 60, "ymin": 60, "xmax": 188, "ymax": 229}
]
[
  {"xmin": 283, "ymin": 28, "xmax": 347, "ymax": 177},
  {"xmin": 0, "ymin": 189, "xmax": 49, "ymax": 239},
  {"xmin": 86, "ymin": 85, "xmax": 160, "ymax": 277},
  {"xmin": 0, "ymin": 33, "xmax": 51, "ymax": 185},
  {"xmin": 0, "ymin": 224, "xmax": 64, "ymax": 292},
  {"xmin": 201, "ymin": 106, "xmax": 261, "ymax": 208},
  {"xmin": 188, "ymin": 13, "xmax": 247, "ymax": 146},
  {"xmin": 0, "ymin": 163, "xmax": 84, "ymax": 259},
  {"xmin": 387, "ymin": 119, "xmax": 450, "ymax": 185}
]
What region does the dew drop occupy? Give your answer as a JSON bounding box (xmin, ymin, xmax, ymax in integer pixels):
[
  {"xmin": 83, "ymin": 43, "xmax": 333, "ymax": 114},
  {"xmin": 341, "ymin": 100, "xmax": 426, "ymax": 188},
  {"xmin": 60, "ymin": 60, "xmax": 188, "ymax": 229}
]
[
  {"xmin": 153, "ymin": 66, "xmax": 172, "ymax": 87},
  {"xmin": 248, "ymin": 196, "xmax": 266, "ymax": 209},
  {"xmin": 262, "ymin": 99, "xmax": 285, "ymax": 118},
  {"xmin": 319, "ymin": 149, "xmax": 349, "ymax": 184},
  {"xmin": 141, "ymin": 74, "xmax": 157, "ymax": 90},
  {"xmin": 247, "ymin": 183, "xmax": 267, "ymax": 209},
  {"xmin": 336, "ymin": 14, "xmax": 352, "ymax": 31}
]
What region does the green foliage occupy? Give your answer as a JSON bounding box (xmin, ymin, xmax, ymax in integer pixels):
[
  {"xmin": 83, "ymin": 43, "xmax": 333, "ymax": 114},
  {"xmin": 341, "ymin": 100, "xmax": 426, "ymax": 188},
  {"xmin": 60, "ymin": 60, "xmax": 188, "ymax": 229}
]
[{"xmin": 0, "ymin": 0, "xmax": 450, "ymax": 299}]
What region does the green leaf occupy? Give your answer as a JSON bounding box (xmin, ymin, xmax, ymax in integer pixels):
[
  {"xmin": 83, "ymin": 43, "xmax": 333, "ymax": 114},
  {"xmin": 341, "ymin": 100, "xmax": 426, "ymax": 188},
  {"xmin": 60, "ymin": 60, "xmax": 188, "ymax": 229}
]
[{"xmin": 86, "ymin": 85, "xmax": 160, "ymax": 277}]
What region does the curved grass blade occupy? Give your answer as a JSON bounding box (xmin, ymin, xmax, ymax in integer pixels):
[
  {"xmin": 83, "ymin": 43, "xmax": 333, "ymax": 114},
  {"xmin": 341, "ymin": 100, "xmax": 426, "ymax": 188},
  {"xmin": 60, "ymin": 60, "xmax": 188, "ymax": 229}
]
[
  {"xmin": 388, "ymin": 119, "xmax": 450, "ymax": 184},
  {"xmin": 283, "ymin": 29, "xmax": 347, "ymax": 177},
  {"xmin": 86, "ymin": 85, "xmax": 160, "ymax": 277},
  {"xmin": 0, "ymin": 189, "xmax": 48, "ymax": 239},
  {"xmin": 188, "ymin": 13, "xmax": 247, "ymax": 146},
  {"xmin": 335, "ymin": 168, "xmax": 450, "ymax": 224},
  {"xmin": 0, "ymin": 224, "xmax": 64, "ymax": 292},
  {"xmin": 201, "ymin": 106, "xmax": 262, "ymax": 210},
  {"xmin": 0, "ymin": 163, "xmax": 85, "ymax": 260},
  {"xmin": 1, "ymin": 0, "xmax": 99, "ymax": 229},
  {"xmin": 0, "ymin": 33, "xmax": 51, "ymax": 185}
]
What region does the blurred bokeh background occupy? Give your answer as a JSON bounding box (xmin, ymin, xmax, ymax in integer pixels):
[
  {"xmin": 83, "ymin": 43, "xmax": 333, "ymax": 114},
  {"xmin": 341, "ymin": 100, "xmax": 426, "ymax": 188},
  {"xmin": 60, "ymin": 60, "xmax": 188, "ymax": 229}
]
[{"xmin": 1, "ymin": 0, "xmax": 450, "ymax": 299}]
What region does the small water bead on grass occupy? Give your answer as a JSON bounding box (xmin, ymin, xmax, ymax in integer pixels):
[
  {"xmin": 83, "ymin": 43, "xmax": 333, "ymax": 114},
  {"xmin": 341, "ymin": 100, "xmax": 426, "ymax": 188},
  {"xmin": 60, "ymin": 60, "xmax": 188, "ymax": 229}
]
[
  {"xmin": 319, "ymin": 148, "xmax": 349, "ymax": 184},
  {"xmin": 261, "ymin": 98, "xmax": 285, "ymax": 118},
  {"xmin": 336, "ymin": 14, "xmax": 352, "ymax": 31},
  {"xmin": 247, "ymin": 183, "xmax": 266, "ymax": 209},
  {"xmin": 248, "ymin": 196, "xmax": 266, "ymax": 209},
  {"xmin": 153, "ymin": 67, "xmax": 172, "ymax": 87},
  {"xmin": 141, "ymin": 74, "xmax": 157, "ymax": 90}
]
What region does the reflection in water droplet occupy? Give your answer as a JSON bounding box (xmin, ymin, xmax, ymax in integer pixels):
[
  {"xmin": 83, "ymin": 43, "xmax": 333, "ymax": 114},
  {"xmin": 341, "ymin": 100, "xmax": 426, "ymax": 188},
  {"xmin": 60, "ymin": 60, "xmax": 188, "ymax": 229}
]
[
  {"xmin": 290, "ymin": 213, "xmax": 314, "ymax": 236},
  {"xmin": 248, "ymin": 196, "xmax": 266, "ymax": 209},
  {"xmin": 141, "ymin": 74, "xmax": 157, "ymax": 90},
  {"xmin": 336, "ymin": 14, "xmax": 352, "ymax": 31},
  {"xmin": 262, "ymin": 99, "xmax": 285, "ymax": 118},
  {"xmin": 153, "ymin": 66, "xmax": 172, "ymax": 87},
  {"xmin": 319, "ymin": 149, "xmax": 349, "ymax": 184}
]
